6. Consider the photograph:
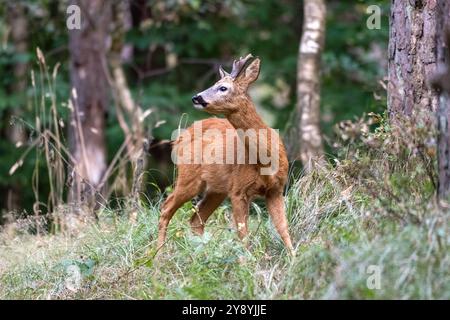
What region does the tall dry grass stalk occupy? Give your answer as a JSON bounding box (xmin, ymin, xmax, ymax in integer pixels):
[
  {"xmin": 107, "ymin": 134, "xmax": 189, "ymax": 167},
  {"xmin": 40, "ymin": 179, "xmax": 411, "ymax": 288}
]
[{"xmin": 8, "ymin": 48, "xmax": 152, "ymax": 234}]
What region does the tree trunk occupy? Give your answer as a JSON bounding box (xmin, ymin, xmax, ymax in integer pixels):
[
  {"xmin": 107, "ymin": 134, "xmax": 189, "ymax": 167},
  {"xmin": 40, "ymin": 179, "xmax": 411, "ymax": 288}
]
[
  {"xmin": 388, "ymin": 0, "xmax": 439, "ymax": 116},
  {"xmin": 434, "ymin": 2, "xmax": 450, "ymax": 198},
  {"xmin": 297, "ymin": 0, "xmax": 326, "ymax": 172},
  {"xmin": 388, "ymin": 0, "xmax": 450, "ymax": 198},
  {"xmin": 68, "ymin": 0, "xmax": 111, "ymax": 209},
  {"xmin": 110, "ymin": 0, "xmax": 147, "ymax": 222},
  {"xmin": 110, "ymin": 0, "xmax": 145, "ymax": 159},
  {"xmin": 6, "ymin": 3, "xmax": 28, "ymax": 211}
]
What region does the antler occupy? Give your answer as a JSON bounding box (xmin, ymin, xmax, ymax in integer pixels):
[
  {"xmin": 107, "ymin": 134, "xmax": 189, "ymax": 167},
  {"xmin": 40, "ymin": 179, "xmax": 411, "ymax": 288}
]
[
  {"xmin": 229, "ymin": 54, "xmax": 254, "ymax": 78},
  {"xmin": 219, "ymin": 65, "xmax": 229, "ymax": 78}
]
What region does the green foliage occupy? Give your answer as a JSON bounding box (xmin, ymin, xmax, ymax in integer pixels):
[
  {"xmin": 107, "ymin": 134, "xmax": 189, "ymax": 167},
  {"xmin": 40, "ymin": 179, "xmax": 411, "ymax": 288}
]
[
  {"xmin": 0, "ymin": 0, "xmax": 447, "ymax": 301},
  {"xmin": 321, "ymin": 0, "xmax": 389, "ymax": 136},
  {"xmin": 0, "ymin": 0, "xmax": 390, "ymax": 214},
  {"xmin": 1, "ymin": 161, "xmax": 448, "ymax": 299},
  {"xmin": 333, "ymin": 111, "xmax": 437, "ymax": 224},
  {"xmin": 1, "ymin": 114, "xmax": 448, "ymax": 299},
  {"xmin": 0, "ymin": 0, "xmax": 446, "ymax": 300}
]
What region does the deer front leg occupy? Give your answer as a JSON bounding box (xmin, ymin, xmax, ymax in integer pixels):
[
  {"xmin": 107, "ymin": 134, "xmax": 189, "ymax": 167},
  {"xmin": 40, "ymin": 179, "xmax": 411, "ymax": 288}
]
[
  {"xmin": 157, "ymin": 180, "xmax": 203, "ymax": 250},
  {"xmin": 266, "ymin": 191, "xmax": 294, "ymax": 254},
  {"xmin": 190, "ymin": 192, "xmax": 227, "ymax": 235},
  {"xmin": 157, "ymin": 193, "xmax": 184, "ymax": 250},
  {"xmin": 230, "ymin": 195, "xmax": 250, "ymax": 240}
]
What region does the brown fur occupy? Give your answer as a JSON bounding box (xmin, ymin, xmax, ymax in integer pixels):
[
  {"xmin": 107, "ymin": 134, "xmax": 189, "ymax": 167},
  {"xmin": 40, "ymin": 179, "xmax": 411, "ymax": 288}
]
[{"xmin": 157, "ymin": 55, "xmax": 293, "ymax": 253}]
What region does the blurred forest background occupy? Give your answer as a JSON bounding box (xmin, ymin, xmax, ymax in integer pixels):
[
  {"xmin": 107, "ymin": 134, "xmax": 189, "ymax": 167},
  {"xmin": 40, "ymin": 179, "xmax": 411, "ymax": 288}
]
[
  {"xmin": 1, "ymin": 0, "xmax": 450, "ymax": 300},
  {"xmin": 0, "ymin": 0, "xmax": 389, "ymax": 221}
]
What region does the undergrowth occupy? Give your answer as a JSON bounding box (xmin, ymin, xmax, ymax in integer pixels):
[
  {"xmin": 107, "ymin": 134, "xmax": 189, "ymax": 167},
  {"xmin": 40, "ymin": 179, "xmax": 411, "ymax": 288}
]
[{"xmin": 0, "ymin": 113, "xmax": 449, "ymax": 299}]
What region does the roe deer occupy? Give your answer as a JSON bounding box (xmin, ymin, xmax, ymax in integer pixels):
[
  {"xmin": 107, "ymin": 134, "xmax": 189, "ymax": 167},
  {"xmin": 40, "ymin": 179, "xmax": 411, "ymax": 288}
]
[{"xmin": 157, "ymin": 54, "xmax": 293, "ymax": 253}]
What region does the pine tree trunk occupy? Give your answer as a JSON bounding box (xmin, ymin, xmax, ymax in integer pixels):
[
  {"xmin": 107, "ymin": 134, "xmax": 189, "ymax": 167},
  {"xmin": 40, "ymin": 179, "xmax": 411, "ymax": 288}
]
[
  {"xmin": 388, "ymin": 0, "xmax": 439, "ymax": 116},
  {"xmin": 68, "ymin": 0, "xmax": 111, "ymax": 209},
  {"xmin": 388, "ymin": 0, "xmax": 450, "ymax": 198},
  {"xmin": 297, "ymin": 0, "xmax": 326, "ymax": 172},
  {"xmin": 435, "ymin": 2, "xmax": 450, "ymax": 198}
]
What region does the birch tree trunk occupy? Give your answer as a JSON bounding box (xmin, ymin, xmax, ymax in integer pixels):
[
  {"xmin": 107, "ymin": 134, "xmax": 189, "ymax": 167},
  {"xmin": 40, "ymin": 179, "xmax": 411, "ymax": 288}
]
[
  {"xmin": 68, "ymin": 0, "xmax": 111, "ymax": 210},
  {"xmin": 297, "ymin": 0, "xmax": 326, "ymax": 172}
]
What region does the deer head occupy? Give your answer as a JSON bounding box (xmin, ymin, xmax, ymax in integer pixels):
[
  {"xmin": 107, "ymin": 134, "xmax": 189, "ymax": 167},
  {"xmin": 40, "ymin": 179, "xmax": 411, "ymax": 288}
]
[{"xmin": 192, "ymin": 54, "xmax": 261, "ymax": 115}]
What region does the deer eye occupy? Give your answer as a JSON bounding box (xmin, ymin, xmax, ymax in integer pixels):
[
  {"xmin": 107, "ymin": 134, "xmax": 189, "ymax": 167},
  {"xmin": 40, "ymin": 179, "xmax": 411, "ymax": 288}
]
[{"xmin": 219, "ymin": 86, "xmax": 228, "ymax": 92}]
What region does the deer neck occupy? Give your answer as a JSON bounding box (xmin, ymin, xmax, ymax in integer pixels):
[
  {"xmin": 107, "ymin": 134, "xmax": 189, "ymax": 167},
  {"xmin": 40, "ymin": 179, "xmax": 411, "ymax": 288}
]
[
  {"xmin": 227, "ymin": 96, "xmax": 282, "ymax": 174},
  {"xmin": 227, "ymin": 97, "xmax": 269, "ymax": 131}
]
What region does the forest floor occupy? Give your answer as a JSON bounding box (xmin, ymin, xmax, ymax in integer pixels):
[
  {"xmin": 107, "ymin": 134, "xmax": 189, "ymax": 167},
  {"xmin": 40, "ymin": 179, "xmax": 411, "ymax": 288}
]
[{"xmin": 1, "ymin": 163, "xmax": 449, "ymax": 299}]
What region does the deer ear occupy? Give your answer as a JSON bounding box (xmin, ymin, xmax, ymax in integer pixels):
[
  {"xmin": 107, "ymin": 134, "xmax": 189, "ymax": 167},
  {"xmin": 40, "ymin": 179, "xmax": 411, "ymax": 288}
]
[
  {"xmin": 237, "ymin": 58, "xmax": 260, "ymax": 86},
  {"xmin": 219, "ymin": 66, "xmax": 229, "ymax": 79}
]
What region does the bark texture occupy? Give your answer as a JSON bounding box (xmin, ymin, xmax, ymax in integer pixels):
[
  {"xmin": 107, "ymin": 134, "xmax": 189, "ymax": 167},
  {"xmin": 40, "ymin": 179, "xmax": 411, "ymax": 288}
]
[
  {"xmin": 110, "ymin": 0, "xmax": 145, "ymax": 160},
  {"xmin": 388, "ymin": 0, "xmax": 439, "ymax": 115},
  {"xmin": 434, "ymin": 2, "xmax": 450, "ymax": 197},
  {"xmin": 6, "ymin": 3, "xmax": 29, "ymax": 211},
  {"xmin": 110, "ymin": 0, "xmax": 147, "ymax": 222},
  {"xmin": 296, "ymin": 0, "xmax": 326, "ymax": 171},
  {"xmin": 388, "ymin": 0, "xmax": 450, "ymax": 198},
  {"xmin": 68, "ymin": 0, "xmax": 111, "ymax": 208}
]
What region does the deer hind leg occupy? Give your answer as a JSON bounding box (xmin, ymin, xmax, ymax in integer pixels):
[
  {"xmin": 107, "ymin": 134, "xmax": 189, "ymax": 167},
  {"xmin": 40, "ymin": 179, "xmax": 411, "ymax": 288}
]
[
  {"xmin": 157, "ymin": 178, "xmax": 203, "ymax": 249},
  {"xmin": 265, "ymin": 191, "xmax": 294, "ymax": 254},
  {"xmin": 190, "ymin": 192, "xmax": 226, "ymax": 235},
  {"xmin": 230, "ymin": 195, "xmax": 250, "ymax": 240}
]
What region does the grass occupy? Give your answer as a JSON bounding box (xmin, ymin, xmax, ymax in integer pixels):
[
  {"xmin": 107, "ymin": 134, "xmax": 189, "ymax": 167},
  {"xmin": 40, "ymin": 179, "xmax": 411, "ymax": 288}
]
[
  {"xmin": 1, "ymin": 165, "xmax": 448, "ymax": 299},
  {"xmin": 1, "ymin": 84, "xmax": 448, "ymax": 300}
]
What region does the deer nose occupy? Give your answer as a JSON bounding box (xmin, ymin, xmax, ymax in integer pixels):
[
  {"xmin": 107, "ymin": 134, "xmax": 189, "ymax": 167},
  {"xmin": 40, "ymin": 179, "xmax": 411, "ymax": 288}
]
[
  {"xmin": 192, "ymin": 95, "xmax": 200, "ymax": 104},
  {"xmin": 192, "ymin": 95, "xmax": 208, "ymax": 107}
]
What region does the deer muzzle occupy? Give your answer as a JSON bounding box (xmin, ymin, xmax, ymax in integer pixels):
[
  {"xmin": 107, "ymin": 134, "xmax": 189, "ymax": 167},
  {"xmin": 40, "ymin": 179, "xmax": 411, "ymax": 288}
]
[{"xmin": 192, "ymin": 95, "xmax": 208, "ymax": 109}]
